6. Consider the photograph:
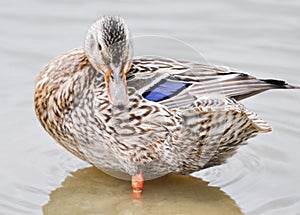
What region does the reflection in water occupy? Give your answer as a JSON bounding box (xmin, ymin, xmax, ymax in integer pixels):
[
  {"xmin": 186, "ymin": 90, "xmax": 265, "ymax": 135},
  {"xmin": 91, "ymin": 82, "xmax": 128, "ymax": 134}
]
[{"xmin": 43, "ymin": 167, "xmax": 241, "ymax": 215}]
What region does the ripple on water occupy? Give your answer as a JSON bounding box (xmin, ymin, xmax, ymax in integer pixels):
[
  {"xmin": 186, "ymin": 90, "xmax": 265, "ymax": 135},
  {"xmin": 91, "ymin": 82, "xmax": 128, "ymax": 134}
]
[
  {"xmin": 246, "ymin": 196, "xmax": 300, "ymax": 215},
  {"xmin": 193, "ymin": 146, "xmax": 263, "ymax": 188},
  {"xmin": 0, "ymin": 142, "xmax": 89, "ymax": 215}
]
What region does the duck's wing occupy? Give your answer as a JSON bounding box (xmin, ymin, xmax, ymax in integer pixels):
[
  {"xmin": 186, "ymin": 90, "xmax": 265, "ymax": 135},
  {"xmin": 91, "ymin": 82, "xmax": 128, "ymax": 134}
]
[{"xmin": 127, "ymin": 56, "xmax": 298, "ymax": 109}]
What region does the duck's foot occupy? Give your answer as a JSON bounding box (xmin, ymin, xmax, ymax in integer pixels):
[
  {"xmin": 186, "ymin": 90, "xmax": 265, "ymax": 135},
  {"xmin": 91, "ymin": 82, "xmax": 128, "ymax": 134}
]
[{"xmin": 131, "ymin": 173, "xmax": 144, "ymax": 198}]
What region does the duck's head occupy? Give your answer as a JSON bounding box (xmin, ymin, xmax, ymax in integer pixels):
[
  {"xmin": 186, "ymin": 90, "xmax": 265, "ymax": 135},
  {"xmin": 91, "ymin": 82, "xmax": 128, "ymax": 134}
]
[{"xmin": 84, "ymin": 16, "xmax": 132, "ymax": 107}]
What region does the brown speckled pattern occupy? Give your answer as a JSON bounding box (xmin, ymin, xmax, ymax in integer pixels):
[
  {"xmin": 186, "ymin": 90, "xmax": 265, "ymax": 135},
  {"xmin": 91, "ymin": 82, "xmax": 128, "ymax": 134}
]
[{"xmin": 35, "ymin": 47, "xmax": 276, "ymax": 179}]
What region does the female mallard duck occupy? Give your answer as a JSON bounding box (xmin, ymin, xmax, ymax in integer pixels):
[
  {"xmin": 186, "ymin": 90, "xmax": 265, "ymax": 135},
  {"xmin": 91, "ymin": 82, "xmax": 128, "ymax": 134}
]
[{"xmin": 34, "ymin": 16, "xmax": 299, "ymax": 196}]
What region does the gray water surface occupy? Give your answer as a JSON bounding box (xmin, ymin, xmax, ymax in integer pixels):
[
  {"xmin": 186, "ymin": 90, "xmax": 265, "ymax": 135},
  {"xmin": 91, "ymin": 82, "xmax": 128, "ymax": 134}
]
[{"xmin": 1, "ymin": 0, "xmax": 300, "ymax": 214}]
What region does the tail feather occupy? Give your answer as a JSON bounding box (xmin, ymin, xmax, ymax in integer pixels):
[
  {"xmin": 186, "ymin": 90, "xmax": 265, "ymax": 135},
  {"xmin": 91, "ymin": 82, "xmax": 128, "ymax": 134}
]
[
  {"xmin": 232, "ymin": 78, "xmax": 299, "ymax": 100},
  {"xmin": 261, "ymin": 79, "xmax": 300, "ymax": 89}
]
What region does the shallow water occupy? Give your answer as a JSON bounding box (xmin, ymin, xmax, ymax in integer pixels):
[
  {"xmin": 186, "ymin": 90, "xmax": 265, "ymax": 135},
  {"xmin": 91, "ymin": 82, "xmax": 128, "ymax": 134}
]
[
  {"xmin": 43, "ymin": 167, "xmax": 241, "ymax": 215},
  {"xmin": 1, "ymin": 0, "xmax": 300, "ymax": 214}
]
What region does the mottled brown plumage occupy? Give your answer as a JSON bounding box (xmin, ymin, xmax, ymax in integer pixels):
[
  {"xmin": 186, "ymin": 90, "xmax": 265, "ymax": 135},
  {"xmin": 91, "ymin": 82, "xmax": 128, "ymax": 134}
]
[{"xmin": 35, "ymin": 16, "xmax": 299, "ymax": 192}]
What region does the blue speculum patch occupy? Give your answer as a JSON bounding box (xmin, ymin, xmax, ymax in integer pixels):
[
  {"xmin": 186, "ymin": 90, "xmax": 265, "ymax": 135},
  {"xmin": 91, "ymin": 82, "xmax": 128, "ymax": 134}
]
[{"xmin": 143, "ymin": 80, "xmax": 192, "ymax": 102}]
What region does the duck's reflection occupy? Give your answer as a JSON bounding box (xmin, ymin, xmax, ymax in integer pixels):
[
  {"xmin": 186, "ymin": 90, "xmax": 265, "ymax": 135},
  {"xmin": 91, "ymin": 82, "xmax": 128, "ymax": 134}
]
[{"xmin": 43, "ymin": 167, "xmax": 241, "ymax": 215}]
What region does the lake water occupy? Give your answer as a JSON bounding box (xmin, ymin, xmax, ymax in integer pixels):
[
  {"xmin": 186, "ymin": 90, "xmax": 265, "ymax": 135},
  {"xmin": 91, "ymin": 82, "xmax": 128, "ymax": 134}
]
[{"xmin": 1, "ymin": 0, "xmax": 300, "ymax": 214}]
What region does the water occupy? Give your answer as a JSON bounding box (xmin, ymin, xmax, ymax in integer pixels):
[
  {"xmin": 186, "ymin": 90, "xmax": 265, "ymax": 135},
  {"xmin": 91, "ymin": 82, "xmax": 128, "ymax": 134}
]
[
  {"xmin": 1, "ymin": 0, "xmax": 300, "ymax": 214},
  {"xmin": 43, "ymin": 167, "xmax": 241, "ymax": 215}
]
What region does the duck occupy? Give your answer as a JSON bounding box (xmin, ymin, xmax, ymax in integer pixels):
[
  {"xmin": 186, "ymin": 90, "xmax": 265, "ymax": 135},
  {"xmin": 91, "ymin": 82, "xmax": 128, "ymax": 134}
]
[{"xmin": 34, "ymin": 16, "xmax": 299, "ymax": 197}]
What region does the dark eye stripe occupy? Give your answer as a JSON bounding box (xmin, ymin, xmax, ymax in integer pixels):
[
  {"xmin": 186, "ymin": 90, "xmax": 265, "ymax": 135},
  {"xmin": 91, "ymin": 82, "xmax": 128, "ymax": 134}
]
[{"xmin": 98, "ymin": 43, "xmax": 102, "ymax": 51}]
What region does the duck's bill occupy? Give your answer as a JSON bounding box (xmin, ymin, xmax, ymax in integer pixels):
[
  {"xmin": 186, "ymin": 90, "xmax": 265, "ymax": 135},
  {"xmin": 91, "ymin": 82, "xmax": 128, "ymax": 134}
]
[{"xmin": 105, "ymin": 68, "xmax": 129, "ymax": 107}]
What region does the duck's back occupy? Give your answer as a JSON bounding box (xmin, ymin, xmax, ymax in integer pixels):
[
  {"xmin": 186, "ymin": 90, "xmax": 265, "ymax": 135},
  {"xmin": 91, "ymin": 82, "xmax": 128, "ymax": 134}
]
[{"xmin": 34, "ymin": 48, "xmax": 94, "ymax": 161}]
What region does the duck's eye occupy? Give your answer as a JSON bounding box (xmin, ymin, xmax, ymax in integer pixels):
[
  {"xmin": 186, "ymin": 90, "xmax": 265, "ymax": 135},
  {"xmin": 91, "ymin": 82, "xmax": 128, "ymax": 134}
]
[{"xmin": 98, "ymin": 43, "xmax": 102, "ymax": 51}]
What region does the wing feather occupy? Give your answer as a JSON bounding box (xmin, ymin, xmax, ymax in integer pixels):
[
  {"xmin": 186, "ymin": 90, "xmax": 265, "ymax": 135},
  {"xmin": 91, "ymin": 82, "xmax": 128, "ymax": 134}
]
[{"xmin": 127, "ymin": 56, "xmax": 298, "ymax": 109}]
